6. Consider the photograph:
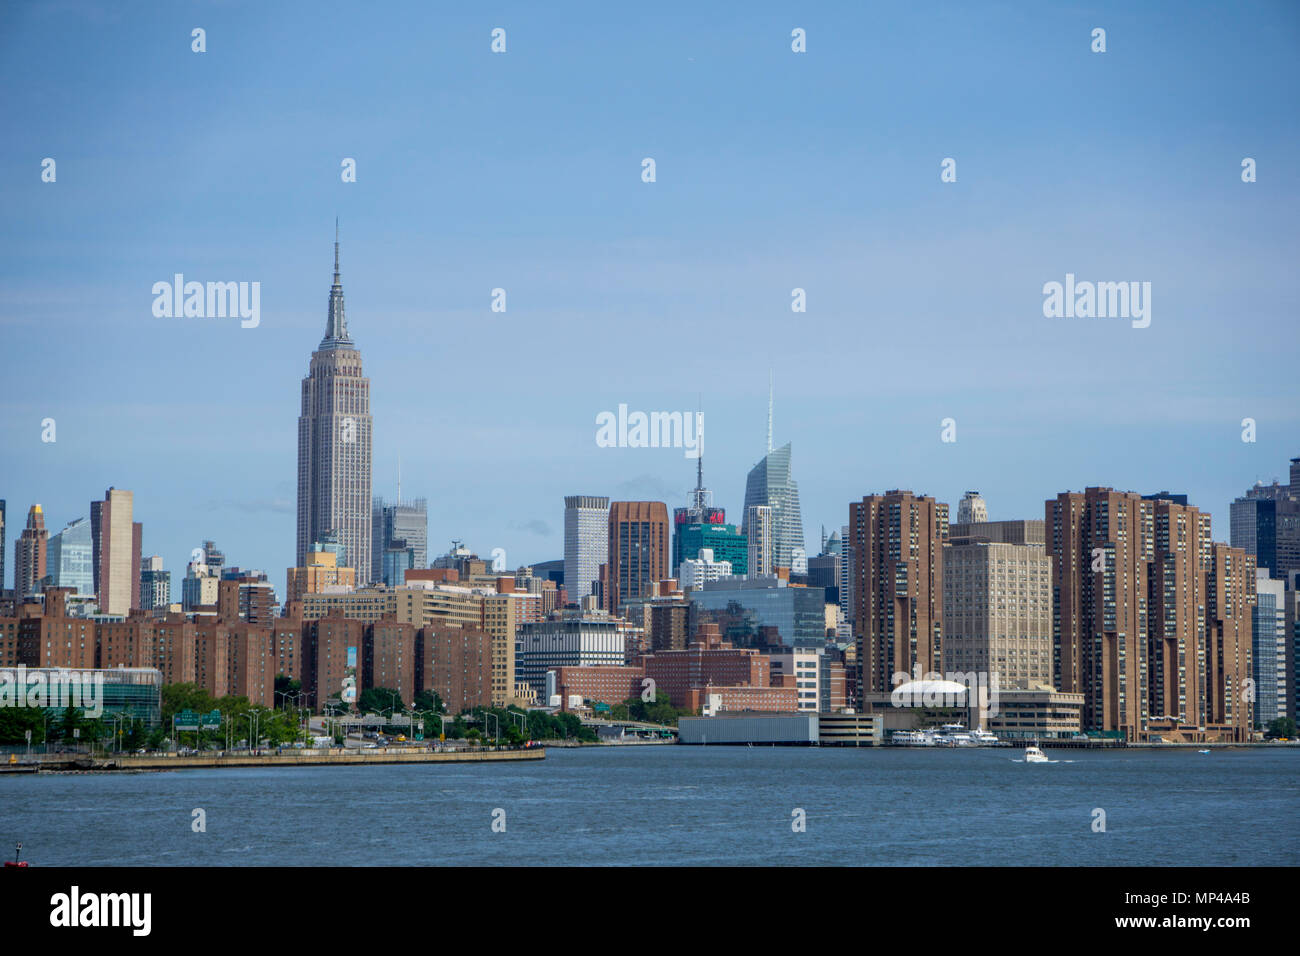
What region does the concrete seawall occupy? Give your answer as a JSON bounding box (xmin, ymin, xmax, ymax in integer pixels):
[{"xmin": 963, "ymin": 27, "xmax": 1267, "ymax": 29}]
[{"xmin": 16, "ymin": 747, "xmax": 546, "ymax": 772}]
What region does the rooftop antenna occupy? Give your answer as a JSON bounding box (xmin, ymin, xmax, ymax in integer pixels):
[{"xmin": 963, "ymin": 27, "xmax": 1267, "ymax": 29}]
[{"xmin": 397, "ymin": 454, "xmax": 402, "ymax": 506}]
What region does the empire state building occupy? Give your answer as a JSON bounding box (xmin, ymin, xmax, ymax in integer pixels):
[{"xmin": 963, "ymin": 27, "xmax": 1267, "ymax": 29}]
[{"xmin": 296, "ymin": 227, "xmax": 373, "ymax": 584}]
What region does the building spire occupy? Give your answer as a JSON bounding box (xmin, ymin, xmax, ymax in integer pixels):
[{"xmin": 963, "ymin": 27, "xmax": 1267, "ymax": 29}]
[{"xmin": 323, "ymin": 219, "xmax": 350, "ymax": 345}]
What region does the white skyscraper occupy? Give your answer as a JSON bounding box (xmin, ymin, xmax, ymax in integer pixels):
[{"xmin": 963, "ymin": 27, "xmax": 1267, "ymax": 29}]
[
  {"xmin": 296, "ymin": 226, "xmax": 373, "ymax": 585},
  {"xmin": 564, "ymin": 495, "xmax": 609, "ymax": 607},
  {"xmin": 745, "ymin": 505, "xmax": 773, "ymax": 579},
  {"xmin": 1253, "ymin": 570, "xmax": 1287, "ymax": 726},
  {"xmin": 741, "ymin": 379, "xmax": 805, "ymax": 571}
]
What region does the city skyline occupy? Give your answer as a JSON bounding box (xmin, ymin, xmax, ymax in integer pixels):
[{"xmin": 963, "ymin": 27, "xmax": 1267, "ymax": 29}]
[{"xmin": 3, "ymin": 3, "xmax": 1298, "ymax": 604}]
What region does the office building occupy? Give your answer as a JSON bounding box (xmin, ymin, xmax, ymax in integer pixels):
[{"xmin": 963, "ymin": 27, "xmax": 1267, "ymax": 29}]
[
  {"xmin": 297, "ymin": 228, "xmax": 373, "ymax": 586},
  {"xmin": 688, "ymin": 575, "xmax": 830, "ymax": 648},
  {"xmin": 371, "ymin": 495, "xmax": 428, "ymax": 584},
  {"xmin": 674, "ymin": 521, "xmax": 746, "ymax": 578},
  {"xmin": 942, "ymin": 531, "xmax": 1052, "ymax": 690},
  {"xmin": 287, "ymin": 544, "xmax": 357, "ymax": 605},
  {"xmin": 743, "ymin": 444, "xmax": 804, "ymax": 573},
  {"xmin": 516, "ymin": 617, "xmax": 625, "ymax": 698},
  {"xmin": 564, "ymin": 495, "xmax": 609, "ymax": 608},
  {"xmin": 1253, "ymin": 570, "xmax": 1287, "ymax": 727},
  {"xmin": 605, "ymin": 501, "xmax": 670, "ymax": 615}
]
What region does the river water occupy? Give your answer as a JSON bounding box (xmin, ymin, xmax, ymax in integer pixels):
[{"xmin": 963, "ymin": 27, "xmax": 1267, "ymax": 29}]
[{"xmin": 3, "ymin": 746, "xmax": 1296, "ymax": 866}]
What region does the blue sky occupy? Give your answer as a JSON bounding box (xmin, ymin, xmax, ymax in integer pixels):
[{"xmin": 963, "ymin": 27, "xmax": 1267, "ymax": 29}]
[{"xmin": 2, "ymin": 1, "xmax": 1298, "ymax": 599}]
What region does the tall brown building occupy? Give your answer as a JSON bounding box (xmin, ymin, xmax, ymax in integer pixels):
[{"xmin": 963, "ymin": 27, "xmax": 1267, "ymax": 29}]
[
  {"xmin": 1204, "ymin": 542, "xmax": 1254, "ymax": 739},
  {"xmin": 364, "ymin": 620, "xmax": 417, "ymax": 704},
  {"xmin": 419, "ymin": 625, "xmax": 493, "ymax": 713},
  {"xmin": 13, "ymin": 504, "xmax": 48, "ymax": 600},
  {"xmin": 605, "ymin": 501, "xmax": 670, "ymax": 615},
  {"xmin": 1047, "ymin": 488, "xmax": 1256, "ymax": 742},
  {"xmin": 304, "ymin": 617, "xmax": 364, "ymax": 711},
  {"xmin": 849, "ymin": 491, "xmax": 948, "ymax": 700}
]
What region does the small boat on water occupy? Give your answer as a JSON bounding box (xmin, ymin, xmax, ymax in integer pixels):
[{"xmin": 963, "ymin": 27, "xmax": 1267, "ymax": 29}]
[
  {"xmin": 1198, "ymin": 749, "xmax": 1211, "ymax": 754},
  {"xmin": 1024, "ymin": 744, "xmax": 1049, "ymax": 763},
  {"xmin": 4, "ymin": 842, "xmax": 28, "ymax": 868}
]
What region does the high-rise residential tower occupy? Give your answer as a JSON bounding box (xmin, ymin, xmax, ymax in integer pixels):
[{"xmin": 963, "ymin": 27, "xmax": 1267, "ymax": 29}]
[
  {"xmin": 849, "ymin": 491, "xmax": 948, "ymax": 700},
  {"xmin": 296, "ymin": 227, "xmax": 373, "ymax": 585},
  {"xmin": 140, "ymin": 555, "xmax": 172, "ymax": 610},
  {"xmin": 90, "ymin": 488, "xmax": 137, "ymax": 616},
  {"xmin": 564, "ymin": 495, "xmax": 609, "ymax": 607},
  {"xmin": 1047, "ymin": 487, "xmax": 1255, "ymax": 742},
  {"xmin": 14, "ymin": 504, "xmax": 47, "ymax": 599}
]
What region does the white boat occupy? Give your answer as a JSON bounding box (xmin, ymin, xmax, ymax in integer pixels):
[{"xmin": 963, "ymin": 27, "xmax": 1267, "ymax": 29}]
[
  {"xmin": 970, "ymin": 728, "xmax": 1000, "ymax": 746},
  {"xmin": 1024, "ymin": 744, "xmax": 1049, "ymax": 763},
  {"xmin": 933, "ymin": 723, "xmax": 976, "ymax": 747},
  {"xmin": 891, "ymin": 730, "xmax": 932, "ymax": 746}
]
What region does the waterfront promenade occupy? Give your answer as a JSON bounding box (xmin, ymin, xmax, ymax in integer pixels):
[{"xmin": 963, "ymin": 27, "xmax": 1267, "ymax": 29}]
[{"xmin": 5, "ymin": 746, "xmax": 545, "ymax": 773}]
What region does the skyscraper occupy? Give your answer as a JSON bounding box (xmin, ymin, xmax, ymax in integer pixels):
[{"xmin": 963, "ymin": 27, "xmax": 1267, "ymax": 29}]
[
  {"xmin": 46, "ymin": 516, "xmax": 94, "ymax": 597},
  {"xmin": 605, "ymin": 501, "xmax": 669, "ymax": 614},
  {"xmin": 0, "ymin": 500, "xmax": 6, "ymax": 593},
  {"xmin": 1047, "ymin": 487, "xmax": 1255, "ymax": 742},
  {"xmin": 14, "ymin": 504, "xmax": 47, "ymax": 599},
  {"xmin": 372, "ymin": 495, "xmax": 428, "ymax": 584},
  {"xmin": 849, "ymin": 491, "xmax": 948, "ymax": 699},
  {"xmin": 671, "ymin": 451, "xmax": 726, "ymax": 573},
  {"xmin": 741, "ymin": 382, "xmax": 804, "ymax": 572},
  {"xmin": 744, "ymin": 504, "xmax": 773, "ymax": 579},
  {"xmin": 1253, "ymin": 570, "xmax": 1287, "ymax": 727},
  {"xmin": 297, "ymin": 226, "xmax": 373, "ymax": 585},
  {"xmin": 564, "ymin": 495, "xmax": 609, "ymax": 607},
  {"xmin": 89, "ymin": 487, "xmax": 137, "ymax": 616}
]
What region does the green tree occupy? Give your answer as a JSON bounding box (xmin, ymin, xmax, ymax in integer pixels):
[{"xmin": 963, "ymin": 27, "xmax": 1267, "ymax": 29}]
[
  {"xmin": 413, "ymin": 690, "xmax": 444, "ymax": 714},
  {"xmin": 1266, "ymin": 717, "xmax": 1297, "ymax": 739},
  {"xmin": 357, "ymin": 687, "xmax": 403, "ymax": 715},
  {"xmin": 0, "ymin": 708, "xmax": 45, "ymax": 745}
]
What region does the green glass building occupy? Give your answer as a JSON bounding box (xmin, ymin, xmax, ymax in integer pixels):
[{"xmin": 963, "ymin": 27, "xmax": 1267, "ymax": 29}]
[{"xmin": 673, "ymin": 522, "xmax": 747, "ymax": 577}]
